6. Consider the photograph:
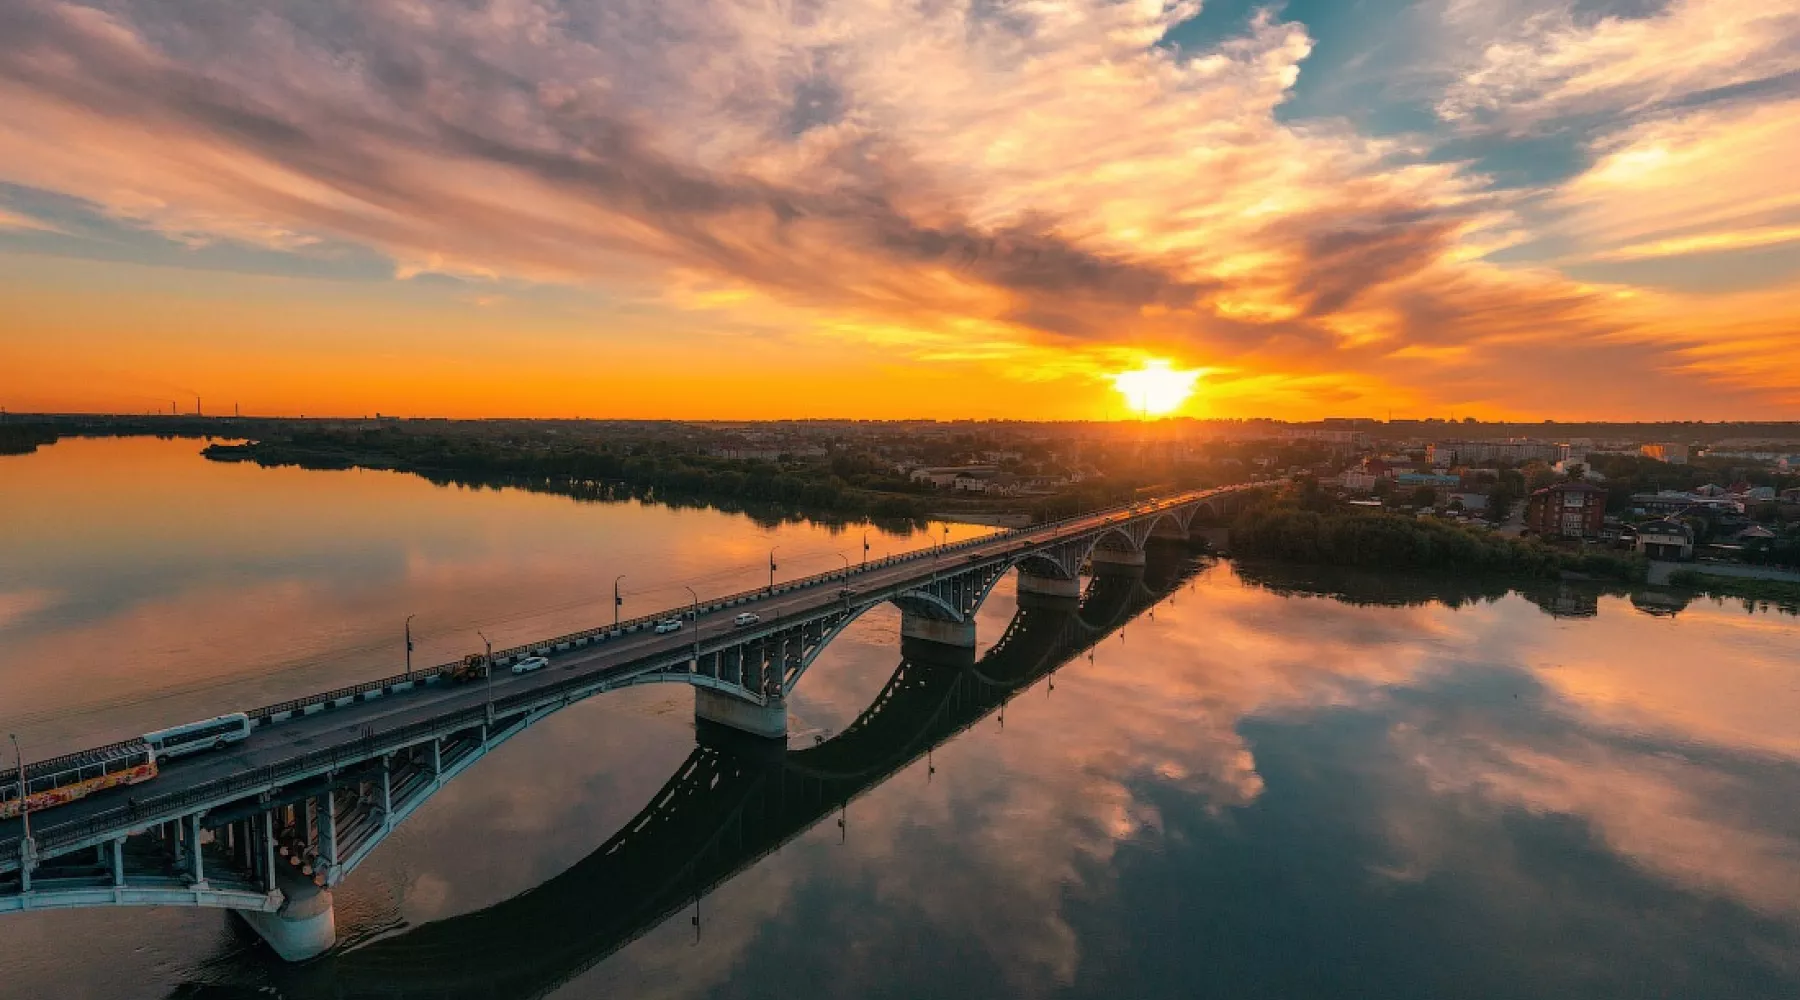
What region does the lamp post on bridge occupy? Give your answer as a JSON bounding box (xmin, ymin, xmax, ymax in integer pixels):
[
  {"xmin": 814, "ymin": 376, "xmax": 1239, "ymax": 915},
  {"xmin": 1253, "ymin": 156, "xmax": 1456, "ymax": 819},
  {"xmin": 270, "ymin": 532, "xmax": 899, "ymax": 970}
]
[
  {"xmin": 614, "ymin": 575, "xmax": 626, "ymax": 628},
  {"xmin": 767, "ymin": 548, "xmax": 778, "ymax": 594},
  {"xmin": 835, "ymin": 553, "xmax": 849, "ymax": 580},
  {"xmin": 9, "ymin": 733, "xmax": 29, "ymax": 848},
  {"xmin": 476, "ymin": 630, "xmax": 494, "ymax": 725},
  {"xmin": 404, "ymin": 614, "xmax": 415, "ymax": 681},
  {"xmin": 683, "ymin": 585, "xmax": 700, "ymax": 667}
]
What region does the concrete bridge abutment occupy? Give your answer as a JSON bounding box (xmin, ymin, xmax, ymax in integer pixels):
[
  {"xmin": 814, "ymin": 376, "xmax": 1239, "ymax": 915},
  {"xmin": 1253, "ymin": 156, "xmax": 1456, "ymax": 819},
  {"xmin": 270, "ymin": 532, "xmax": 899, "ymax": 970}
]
[
  {"xmin": 695, "ymin": 687, "xmax": 788, "ymax": 740},
  {"xmin": 240, "ymin": 876, "xmax": 335, "ymax": 962}
]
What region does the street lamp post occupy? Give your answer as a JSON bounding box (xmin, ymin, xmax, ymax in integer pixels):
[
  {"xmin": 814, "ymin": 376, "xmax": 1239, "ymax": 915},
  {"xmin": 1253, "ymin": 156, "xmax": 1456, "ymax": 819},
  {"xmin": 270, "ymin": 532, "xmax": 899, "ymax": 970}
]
[
  {"xmin": 835, "ymin": 553, "xmax": 849, "ymax": 579},
  {"xmin": 862, "ymin": 531, "xmax": 870, "ymax": 568},
  {"xmin": 476, "ymin": 630, "xmax": 494, "ymax": 724},
  {"xmin": 9, "ymin": 733, "xmax": 29, "ymax": 846},
  {"xmin": 683, "ymin": 585, "xmax": 700, "ymax": 667},
  {"xmin": 614, "ymin": 575, "xmax": 626, "ymax": 628},
  {"xmin": 768, "ymin": 548, "xmax": 779, "ymax": 593},
  {"xmin": 404, "ymin": 614, "xmax": 415, "ymax": 680}
]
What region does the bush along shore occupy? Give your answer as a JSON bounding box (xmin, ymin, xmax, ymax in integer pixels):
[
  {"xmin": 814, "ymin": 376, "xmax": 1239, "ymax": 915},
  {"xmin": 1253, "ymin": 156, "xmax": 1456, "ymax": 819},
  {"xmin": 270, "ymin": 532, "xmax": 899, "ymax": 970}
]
[
  {"xmin": 1229, "ymin": 503, "xmax": 1647, "ymax": 583},
  {"xmin": 1666, "ymin": 570, "xmax": 1800, "ymax": 615},
  {"xmin": 206, "ymin": 437, "xmax": 936, "ymax": 522},
  {"xmin": 0, "ymin": 423, "xmax": 59, "ymax": 456}
]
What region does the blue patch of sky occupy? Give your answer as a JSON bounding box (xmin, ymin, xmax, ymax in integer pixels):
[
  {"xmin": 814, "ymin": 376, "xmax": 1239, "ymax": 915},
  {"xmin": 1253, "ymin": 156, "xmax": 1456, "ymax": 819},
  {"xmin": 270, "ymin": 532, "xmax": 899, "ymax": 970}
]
[
  {"xmin": 1157, "ymin": 0, "xmax": 1429, "ymax": 126},
  {"xmin": 0, "ymin": 182, "xmax": 397, "ymax": 284},
  {"xmin": 1563, "ymin": 242, "xmax": 1800, "ymax": 295},
  {"xmin": 1155, "ymin": 2, "xmax": 1631, "ymax": 196}
]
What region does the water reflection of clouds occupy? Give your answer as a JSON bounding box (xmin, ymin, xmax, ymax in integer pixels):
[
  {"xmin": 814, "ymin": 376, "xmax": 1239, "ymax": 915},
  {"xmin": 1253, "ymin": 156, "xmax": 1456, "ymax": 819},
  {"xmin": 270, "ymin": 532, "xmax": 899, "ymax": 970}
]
[
  {"xmin": 587, "ymin": 561, "xmax": 1800, "ymax": 997},
  {"xmin": 6, "ymin": 442, "xmax": 1798, "ymax": 997}
]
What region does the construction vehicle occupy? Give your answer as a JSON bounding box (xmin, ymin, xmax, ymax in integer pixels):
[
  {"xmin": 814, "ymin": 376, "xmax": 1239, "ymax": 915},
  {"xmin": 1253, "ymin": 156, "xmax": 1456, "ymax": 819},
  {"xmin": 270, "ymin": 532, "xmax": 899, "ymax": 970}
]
[{"xmin": 450, "ymin": 652, "xmax": 490, "ymax": 683}]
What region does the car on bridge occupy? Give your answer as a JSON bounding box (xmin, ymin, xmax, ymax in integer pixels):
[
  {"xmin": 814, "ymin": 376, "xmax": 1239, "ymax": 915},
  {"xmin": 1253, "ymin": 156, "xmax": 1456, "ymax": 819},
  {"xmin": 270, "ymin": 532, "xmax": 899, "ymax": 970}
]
[
  {"xmin": 511, "ymin": 655, "xmax": 549, "ymax": 675},
  {"xmin": 733, "ymin": 612, "xmax": 760, "ymax": 627},
  {"xmin": 654, "ymin": 619, "xmax": 683, "ymax": 633}
]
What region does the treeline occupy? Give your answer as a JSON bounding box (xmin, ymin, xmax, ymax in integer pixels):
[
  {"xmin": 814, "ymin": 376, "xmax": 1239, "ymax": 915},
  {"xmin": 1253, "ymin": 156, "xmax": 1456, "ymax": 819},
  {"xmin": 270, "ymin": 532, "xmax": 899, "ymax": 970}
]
[
  {"xmin": 1231, "ymin": 504, "xmax": 1646, "ymax": 582},
  {"xmin": 1667, "ymin": 570, "xmax": 1800, "ymax": 615},
  {"xmin": 0, "ymin": 424, "xmax": 59, "ymax": 456},
  {"xmin": 204, "ymin": 431, "xmax": 933, "ymax": 521}
]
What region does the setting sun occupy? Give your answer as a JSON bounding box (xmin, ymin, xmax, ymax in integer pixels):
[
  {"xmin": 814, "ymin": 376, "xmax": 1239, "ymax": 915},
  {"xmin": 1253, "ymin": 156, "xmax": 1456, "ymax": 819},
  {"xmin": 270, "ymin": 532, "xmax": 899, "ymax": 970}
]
[{"xmin": 1110, "ymin": 360, "xmax": 1202, "ymax": 418}]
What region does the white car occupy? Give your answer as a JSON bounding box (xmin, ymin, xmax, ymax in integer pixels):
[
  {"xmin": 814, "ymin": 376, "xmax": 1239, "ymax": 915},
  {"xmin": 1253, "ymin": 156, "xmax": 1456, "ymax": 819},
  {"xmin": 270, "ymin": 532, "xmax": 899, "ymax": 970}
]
[
  {"xmin": 733, "ymin": 612, "xmax": 760, "ymax": 627},
  {"xmin": 654, "ymin": 619, "xmax": 683, "ymax": 634},
  {"xmin": 511, "ymin": 655, "xmax": 549, "ymax": 675}
]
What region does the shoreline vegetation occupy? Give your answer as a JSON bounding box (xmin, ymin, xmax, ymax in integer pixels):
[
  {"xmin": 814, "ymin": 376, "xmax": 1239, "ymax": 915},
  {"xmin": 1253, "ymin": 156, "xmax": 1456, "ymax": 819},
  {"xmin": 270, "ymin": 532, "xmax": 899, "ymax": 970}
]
[
  {"xmin": 1666, "ymin": 569, "xmax": 1800, "ymax": 614},
  {"xmin": 1227, "ymin": 495, "xmax": 1647, "ymax": 582},
  {"xmin": 0, "ymin": 424, "xmax": 59, "ymax": 456},
  {"xmin": 198, "ymin": 430, "xmax": 1155, "ymax": 526},
  {"xmin": 7, "ymin": 423, "xmax": 1793, "ymax": 617},
  {"xmin": 202, "ymin": 437, "xmax": 938, "ymax": 525}
]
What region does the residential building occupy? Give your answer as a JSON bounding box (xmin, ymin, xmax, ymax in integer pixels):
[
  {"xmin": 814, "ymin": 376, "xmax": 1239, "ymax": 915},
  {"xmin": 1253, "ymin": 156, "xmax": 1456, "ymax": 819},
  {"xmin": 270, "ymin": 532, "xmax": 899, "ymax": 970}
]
[
  {"xmin": 1428, "ymin": 439, "xmax": 1565, "ymax": 466},
  {"xmin": 1341, "ymin": 470, "xmax": 1379, "ymax": 492},
  {"xmin": 1448, "ymin": 491, "xmax": 1490, "ymax": 511},
  {"xmin": 1526, "ymin": 482, "xmax": 1608, "ymax": 539},
  {"xmin": 1635, "ymin": 519, "xmax": 1694, "ymax": 561},
  {"xmin": 1632, "ymin": 491, "xmax": 1745, "ymax": 516},
  {"xmin": 1396, "ymin": 472, "xmax": 1461, "ymax": 488},
  {"xmin": 910, "ymin": 465, "xmax": 999, "ymax": 487}
]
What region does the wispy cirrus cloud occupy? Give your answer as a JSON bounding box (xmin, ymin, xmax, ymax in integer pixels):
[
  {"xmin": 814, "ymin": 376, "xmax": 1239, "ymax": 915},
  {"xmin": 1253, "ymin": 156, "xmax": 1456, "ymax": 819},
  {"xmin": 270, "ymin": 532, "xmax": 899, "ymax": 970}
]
[{"xmin": 1436, "ymin": 0, "xmax": 1800, "ymax": 131}]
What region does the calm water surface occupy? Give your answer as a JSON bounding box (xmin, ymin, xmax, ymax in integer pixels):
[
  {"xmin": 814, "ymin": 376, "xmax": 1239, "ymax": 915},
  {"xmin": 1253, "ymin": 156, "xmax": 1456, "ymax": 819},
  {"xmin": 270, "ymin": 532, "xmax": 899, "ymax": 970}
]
[{"xmin": 2, "ymin": 436, "xmax": 1798, "ymax": 999}]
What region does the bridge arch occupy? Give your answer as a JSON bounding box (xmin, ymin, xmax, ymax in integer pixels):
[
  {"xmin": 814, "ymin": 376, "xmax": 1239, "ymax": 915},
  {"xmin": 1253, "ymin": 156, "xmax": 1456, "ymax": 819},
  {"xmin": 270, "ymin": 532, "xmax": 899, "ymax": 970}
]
[{"xmin": 781, "ymin": 560, "xmax": 1018, "ymax": 697}]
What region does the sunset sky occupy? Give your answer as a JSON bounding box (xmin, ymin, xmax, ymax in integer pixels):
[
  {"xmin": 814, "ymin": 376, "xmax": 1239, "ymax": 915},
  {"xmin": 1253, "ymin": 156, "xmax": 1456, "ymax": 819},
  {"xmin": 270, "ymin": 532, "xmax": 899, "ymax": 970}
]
[{"xmin": 1, "ymin": 0, "xmax": 1797, "ymax": 420}]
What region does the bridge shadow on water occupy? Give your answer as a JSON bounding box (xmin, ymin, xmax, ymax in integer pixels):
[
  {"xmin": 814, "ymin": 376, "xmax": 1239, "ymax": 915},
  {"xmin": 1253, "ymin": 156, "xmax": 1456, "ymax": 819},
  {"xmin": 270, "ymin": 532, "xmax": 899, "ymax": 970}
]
[{"xmin": 172, "ymin": 544, "xmax": 1202, "ymax": 1000}]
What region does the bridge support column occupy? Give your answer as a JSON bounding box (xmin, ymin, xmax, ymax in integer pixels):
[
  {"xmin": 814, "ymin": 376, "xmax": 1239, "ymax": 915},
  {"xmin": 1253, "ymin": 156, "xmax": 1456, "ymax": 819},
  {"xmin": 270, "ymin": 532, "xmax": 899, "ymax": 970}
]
[
  {"xmin": 240, "ymin": 875, "xmax": 335, "ymax": 963},
  {"xmin": 190, "ymin": 813, "xmax": 206, "ymax": 887},
  {"xmin": 695, "ymin": 687, "xmax": 787, "ymax": 740},
  {"xmin": 1090, "ymin": 546, "xmax": 1146, "ymax": 569},
  {"xmin": 900, "ymin": 612, "xmax": 975, "ymax": 648},
  {"xmin": 1017, "ymin": 571, "xmax": 1082, "ymax": 600}
]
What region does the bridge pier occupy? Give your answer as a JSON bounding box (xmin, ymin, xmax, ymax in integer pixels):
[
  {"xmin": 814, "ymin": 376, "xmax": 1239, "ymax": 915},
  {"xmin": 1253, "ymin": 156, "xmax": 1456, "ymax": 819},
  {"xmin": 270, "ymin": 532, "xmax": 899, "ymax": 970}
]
[
  {"xmin": 1090, "ymin": 546, "xmax": 1146, "ymax": 570},
  {"xmin": 695, "ymin": 687, "xmax": 787, "ymax": 740},
  {"xmin": 899, "ymin": 611, "xmax": 975, "ymax": 648},
  {"xmin": 240, "ymin": 874, "xmax": 335, "ymax": 962},
  {"xmin": 1017, "ymin": 571, "xmax": 1082, "ymax": 600}
]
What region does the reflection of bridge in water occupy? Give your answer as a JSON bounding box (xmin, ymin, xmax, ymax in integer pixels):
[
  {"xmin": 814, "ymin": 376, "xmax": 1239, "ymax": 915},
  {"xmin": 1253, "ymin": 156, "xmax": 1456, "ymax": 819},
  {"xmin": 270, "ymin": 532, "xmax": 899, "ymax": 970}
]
[{"xmin": 267, "ymin": 544, "xmax": 1198, "ymax": 999}]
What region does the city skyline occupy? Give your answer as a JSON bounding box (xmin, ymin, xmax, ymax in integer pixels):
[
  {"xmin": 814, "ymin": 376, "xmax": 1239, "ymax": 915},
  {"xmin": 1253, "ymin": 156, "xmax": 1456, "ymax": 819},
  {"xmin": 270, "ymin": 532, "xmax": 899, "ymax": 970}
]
[{"xmin": 3, "ymin": 0, "xmax": 1798, "ymax": 420}]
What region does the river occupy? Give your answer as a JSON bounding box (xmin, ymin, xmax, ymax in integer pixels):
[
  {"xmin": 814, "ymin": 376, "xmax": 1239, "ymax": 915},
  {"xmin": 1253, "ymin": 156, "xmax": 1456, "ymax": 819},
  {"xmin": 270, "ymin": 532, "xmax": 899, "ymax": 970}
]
[{"xmin": 1, "ymin": 436, "xmax": 1797, "ymax": 999}]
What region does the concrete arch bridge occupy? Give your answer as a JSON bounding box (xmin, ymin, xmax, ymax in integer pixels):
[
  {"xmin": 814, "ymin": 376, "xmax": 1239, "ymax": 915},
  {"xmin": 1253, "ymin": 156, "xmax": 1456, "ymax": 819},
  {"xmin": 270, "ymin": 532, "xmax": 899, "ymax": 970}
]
[
  {"xmin": 0, "ymin": 486, "xmax": 1252, "ymax": 961},
  {"xmin": 201, "ymin": 545, "xmax": 1198, "ymax": 998}
]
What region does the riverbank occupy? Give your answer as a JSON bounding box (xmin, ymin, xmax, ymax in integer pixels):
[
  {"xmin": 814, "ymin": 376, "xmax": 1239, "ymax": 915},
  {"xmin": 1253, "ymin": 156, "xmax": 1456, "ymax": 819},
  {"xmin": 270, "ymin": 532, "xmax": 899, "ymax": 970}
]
[
  {"xmin": 1664, "ymin": 568, "xmax": 1800, "ymax": 613},
  {"xmin": 1229, "ymin": 502, "xmax": 1647, "ymax": 583},
  {"xmin": 0, "ymin": 424, "xmax": 59, "ymax": 456}
]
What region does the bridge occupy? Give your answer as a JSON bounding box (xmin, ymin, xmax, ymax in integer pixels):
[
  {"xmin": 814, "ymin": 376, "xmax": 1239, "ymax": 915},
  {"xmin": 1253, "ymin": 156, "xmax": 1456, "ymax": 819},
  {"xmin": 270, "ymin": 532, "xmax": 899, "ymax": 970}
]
[{"xmin": 0, "ymin": 485, "xmax": 1255, "ymax": 962}]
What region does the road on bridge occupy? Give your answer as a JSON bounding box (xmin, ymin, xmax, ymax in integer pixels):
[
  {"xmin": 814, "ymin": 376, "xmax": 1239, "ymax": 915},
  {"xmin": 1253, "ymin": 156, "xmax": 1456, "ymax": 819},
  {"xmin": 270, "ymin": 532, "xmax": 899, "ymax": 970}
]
[{"xmin": 1, "ymin": 493, "xmax": 1220, "ymax": 845}]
